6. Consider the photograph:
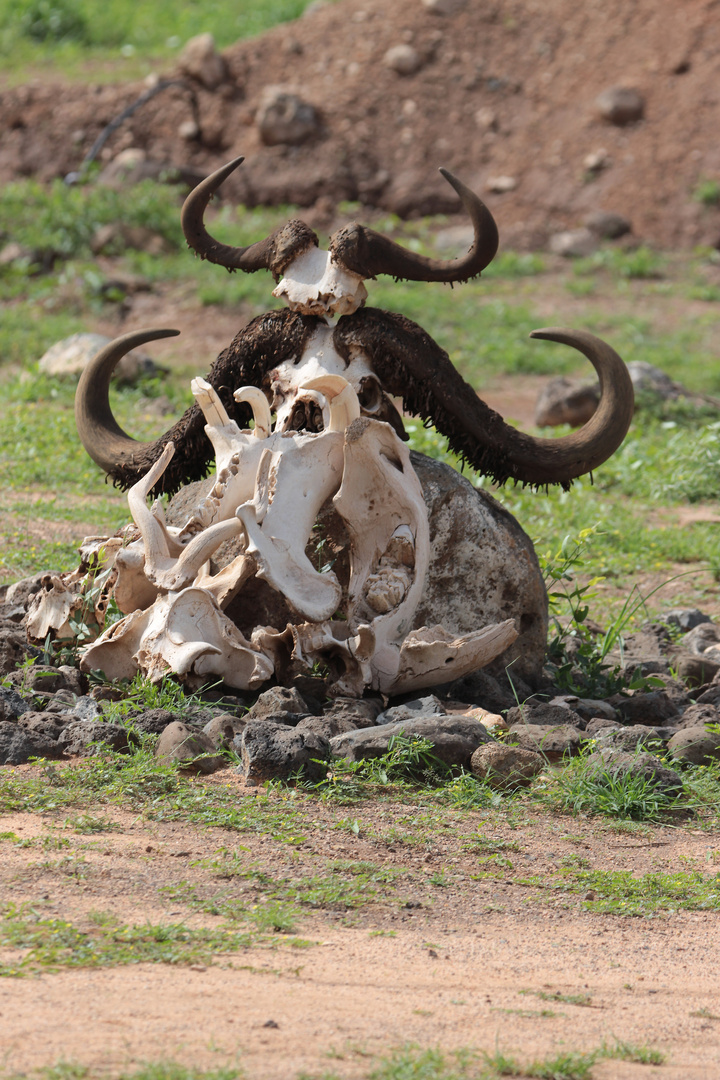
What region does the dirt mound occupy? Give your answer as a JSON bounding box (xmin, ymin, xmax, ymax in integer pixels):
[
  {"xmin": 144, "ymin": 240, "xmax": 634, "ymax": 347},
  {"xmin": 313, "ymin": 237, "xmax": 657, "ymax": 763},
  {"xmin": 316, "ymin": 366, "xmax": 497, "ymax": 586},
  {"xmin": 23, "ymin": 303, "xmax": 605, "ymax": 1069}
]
[{"xmin": 2, "ymin": 0, "xmax": 720, "ymax": 250}]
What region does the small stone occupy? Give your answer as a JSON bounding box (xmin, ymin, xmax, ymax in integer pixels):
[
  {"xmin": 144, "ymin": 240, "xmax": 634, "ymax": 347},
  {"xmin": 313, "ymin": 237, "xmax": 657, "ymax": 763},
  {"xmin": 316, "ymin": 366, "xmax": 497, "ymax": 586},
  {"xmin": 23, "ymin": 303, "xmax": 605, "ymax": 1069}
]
[
  {"xmin": 668, "ymin": 727, "xmax": 720, "ymax": 766},
  {"xmin": 470, "ymin": 743, "xmax": 543, "ymax": 789},
  {"xmin": 155, "ymin": 721, "xmax": 225, "ymax": 773},
  {"xmin": 132, "ymin": 708, "xmax": 182, "ymax": 735},
  {"xmin": 594, "ymin": 86, "xmax": 645, "ymax": 126},
  {"xmin": 506, "ymin": 702, "xmax": 585, "ymax": 729},
  {"xmin": 255, "ymin": 87, "xmax": 320, "ymax": 147},
  {"xmin": 178, "ymin": 33, "xmax": 227, "ymax": 90},
  {"xmin": 178, "ymin": 119, "xmax": 200, "ymax": 141},
  {"xmin": 681, "ymin": 623, "xmax": 720, "ymax": 656},
  {"xmin": 475, "ymin": 107, "xmax": 498, "ymax": 130},
  {"xmin": 245, "ymin": 686, "xmax": 311, "ymax": 723},
  {"xmin": 662, "ymin": 609, "xmax": 713, "ymax": 633},
  {"xmin": 534, "ymin": 376, "xmax": 599, "ymax": 428},
  {"xmin": 549, "ymin": 228, "xmax": 598, "ymax": 258},
  {"xmin": 549, "ymin": 696, "xmax": 618, "ymax": 724},
  {"xmin": 583, "ymin": 148, "xmax": 610, "ymax": 172},
  {"xmin": 676, "ymin": 703, "xmax": 720, "ymax": 730},
  {"xmin": 507, "ymin": 724, "xmax": 584, "ymax": 761},
  {"xmin": 295, "ymin": 715, "xmax": 357, "ymax": 740},
  {"xmin": 675, "ymin": 653, "xmax": 720, "ymax": 688},
  {"xmin": 486, "ymin": 175, "xmax": 517, "ymax": 193},
  {"xmin": 384, "ymin": 44, "xmax": 423, "ymax": 76},
  {"xmin": 584, "ymin": 717, "xmax": 622, "ymax": 736},
  {"xmin": 612, "ymin": 689, "xmax": 688, "ymax": 726},
  {"xmin": 0, "ymin": 685, "xmax": 32, "ymax": 721},
  {"xmin": 585, "ymin": 210, "xmax": 631, "ymax": 239},
  {"xmin": 377, "ymin": 695, "xmax": 447, "ymax": 726},
  {"xmin": 202, "ymin": 713, "xmax": 238, "ymax": 750},
  {"xmin": 594, "ymin": 725, "xmax": 666, "ymax": 752},
  {"xmin": 463, "ymin": 707, "xmax": 507, "ymax": 735},
  {"xmin": 422, "ymin": 0, "xmax": 467, "ymax": 13},
  {"xmin": 323, "ymin": 697, "xmax": 381, "ymax": 729}
]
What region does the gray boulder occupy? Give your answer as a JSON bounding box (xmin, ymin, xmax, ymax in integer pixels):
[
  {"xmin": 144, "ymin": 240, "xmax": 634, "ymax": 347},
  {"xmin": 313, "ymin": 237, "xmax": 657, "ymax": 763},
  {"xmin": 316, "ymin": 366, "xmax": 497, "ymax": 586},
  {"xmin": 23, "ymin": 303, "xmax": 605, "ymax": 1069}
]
[
  {"xmin": 0, "ymin": 685, "xmax": 32, "ymax": 721},
  {"xmin": 59, "ymin": 720, "xmax": 135, "ymax": 757},
  {"xmin": 612, "ymin": 689, "xmax": 688, "ymax": 726},
  {"xmin": 323, "ymin": 697, "xmax": 381, "ymax": 729},
  {"xmin": 507, "ymin": 702, "xmax": 585, "ymax": 729},
  {"xmin": 38, "ymin": 333, "xmax": 159, "ymax": 383},
  {"xmin": 0, "ymin": 721, "xmax": 64, "ymax": 765},
  {"xmin": 661, "ymin": 609, "xmax": 713, "ymax": 633},
  {"xmin": 534, "ymin": 377, "xmax": 599, "ymax": 428},
  {"xmin": 245, "ymin": 686, "xmax": 312, "ymax": 723},
  {"xmin": 676, "ymin": 703, "xmax": 720, "ymax": 729},
  {"xmin": 593, "ymin": 724, "xmax": 667, "ymax": 752},
  {"xmin": 240, "ymin": 721, "xmax": 329, "ymax": 783},
  {"xmin": 330, "ymin": 715, "xmax": 494, "ymax": 769}
]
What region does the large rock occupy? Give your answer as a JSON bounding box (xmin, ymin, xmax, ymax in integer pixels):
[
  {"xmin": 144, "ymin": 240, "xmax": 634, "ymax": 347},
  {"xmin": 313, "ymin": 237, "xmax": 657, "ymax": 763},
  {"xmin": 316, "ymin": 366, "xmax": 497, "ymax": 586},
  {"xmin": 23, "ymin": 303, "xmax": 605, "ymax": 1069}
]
[
  {"xmin": 534, "ymin": 377, "xmax": 600, "ymax": 428},
  {"xmin": 240, "ymin": 721, "xmax": 329, "ymax": 782},
  {"xmin": 166, "ymin": 453, "xmax": 549, "ymax": 687},
  {"xmin": 330, "ymin": 715, "xmax": 494, "ymax": 768},
  {"xmin": 0, "ymin": 721, "xmax": 64, "ymax": 765}
]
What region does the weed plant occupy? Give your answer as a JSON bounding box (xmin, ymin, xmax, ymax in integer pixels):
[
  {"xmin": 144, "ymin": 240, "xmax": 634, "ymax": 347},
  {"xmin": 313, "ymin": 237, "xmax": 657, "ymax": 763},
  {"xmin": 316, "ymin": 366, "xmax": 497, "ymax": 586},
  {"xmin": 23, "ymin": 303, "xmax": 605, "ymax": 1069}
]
[{"xmin": 544, "ymin": 750, "xmax": 687, "ymax": 822}]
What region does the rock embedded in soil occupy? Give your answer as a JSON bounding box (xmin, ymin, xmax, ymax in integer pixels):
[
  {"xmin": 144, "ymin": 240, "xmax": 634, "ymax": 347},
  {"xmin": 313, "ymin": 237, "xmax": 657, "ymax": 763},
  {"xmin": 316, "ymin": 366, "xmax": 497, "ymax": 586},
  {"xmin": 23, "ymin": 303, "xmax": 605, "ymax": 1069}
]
[
  {"xmin": 674, "ymin": 652, "xmax": 720, "ymax": 687},
  {"xmin": 549, "ymin": 228, "xmax": 598, "ymax": 258},
  {"xmin": 0, "ymin": 629, "xmax": 42, "ymax": 677},
  {"xmin": 676, "ymin": 703, "xmax": 720, "ymax": 729},
  {"xmin": 155, "ymin": 721, "xmax": 226, "ymax": 774},
  {"xmin": 594, "ymin": 86, "xmax": 645, "ymax": 125},
  {"xmin": 255, "ymin": 87, "xmax": 321, "ymax": 146},
  {"xmin": 330, "ymin": 715, "xmax": 494, "ymax": 768},
  {"xmin": 507, "ymin": 723, "xmax": 584, "ymax": 761},
  {"xmin": 202, "ymin": 713, "xmax": 238, "ymax": 751},
  {"xmin": 470, "ymin": 743, "xmax": 543, "ymax": 789},
  {"xmin": 19, "ymin": 711, "xmax": 71, "ymax": 741},
  {"xmin": 383, "ymin": 44, "xmax": 423, "ymax": 75},
  {"xmin": 584, "ymin": 210, "xmax": 632, "ymax": 239},
  {"xmin": 294, "ymin": 714, "xmax": 359, "ymax": 740},
  {"xmin": 178, "ymin": 33, "xmax": 227, "ymax": 90},
  {"xmin": 240, "ymin": 720, "xmax": 329, "ymax": 783},
  {"xmin": 662, "ymin": 608, "xmax": 714, "ymax": 632},
  {"xmin": 548, "ymin": 696, "xmax": 619, "ymax": 724},
  {"xmin": 586, "ymin": 747, "xmax": 684, "ymax": 796},
  {"xmin": 667, "ymin": 727, "xmax": 720, "ymax": 766}
]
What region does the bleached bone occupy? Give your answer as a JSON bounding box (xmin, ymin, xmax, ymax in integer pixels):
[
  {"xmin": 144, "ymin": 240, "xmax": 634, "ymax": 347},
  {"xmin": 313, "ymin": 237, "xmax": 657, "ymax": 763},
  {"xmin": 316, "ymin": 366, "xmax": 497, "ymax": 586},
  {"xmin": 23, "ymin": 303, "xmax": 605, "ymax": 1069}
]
[
  {"xmin": 272, "ymin": 246, "xmax": 368, "ymax": 316},
  {"xmin": 26, "ymin": 536, "xmax": 122, "ymax": 642},
  {"xmin": 234, "ymin": 385, "xmax": 272, "ymax": 439},
  {"xmin": 125, "ymin": 440, "xmax": 245, "ymax": 594},
  {"xmin": 81, "ymin": 587, "xmax": 273, "ymax": 689},
  {"xmin": 270, "ymin": 324, "xmax": 375, "ymax": 433},
  {"xmin": 388, "ymin": 620, "xmax": 519, "ymax": 696},
  {"xmin": 332, "ymin": 416, "xmax": 430, "ymax": 691}
]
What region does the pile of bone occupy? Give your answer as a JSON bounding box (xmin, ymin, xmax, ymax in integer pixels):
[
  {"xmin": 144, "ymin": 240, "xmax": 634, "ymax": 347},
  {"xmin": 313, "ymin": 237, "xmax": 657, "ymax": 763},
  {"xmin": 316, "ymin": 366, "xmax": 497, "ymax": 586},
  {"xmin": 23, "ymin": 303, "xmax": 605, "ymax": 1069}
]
[{"xmin": 2, "ymin": 594, "xmax": 720, "ymax": 791}]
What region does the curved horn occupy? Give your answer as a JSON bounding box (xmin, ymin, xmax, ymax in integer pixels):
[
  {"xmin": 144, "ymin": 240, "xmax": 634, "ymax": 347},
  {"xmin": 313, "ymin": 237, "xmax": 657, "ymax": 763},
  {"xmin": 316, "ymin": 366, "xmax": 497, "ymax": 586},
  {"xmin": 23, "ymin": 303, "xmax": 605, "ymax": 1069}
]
[
  {"xmin": 328, "ymin": 169, "xmax": 499, "ymax": 283},
  {"xmin": 333, "ymin": 312, "xmax": 634, "ymax": 487},
  {"xmin": 499, "ymin": 327, "xmax": 635, "ymax": 484},
  {"xmin": 75, "ymin": 328, "xmax": 180, "ymax": 477},
  {"xmin": 181, "ymin": 155, "xmax": 319, "ymax": 277}
]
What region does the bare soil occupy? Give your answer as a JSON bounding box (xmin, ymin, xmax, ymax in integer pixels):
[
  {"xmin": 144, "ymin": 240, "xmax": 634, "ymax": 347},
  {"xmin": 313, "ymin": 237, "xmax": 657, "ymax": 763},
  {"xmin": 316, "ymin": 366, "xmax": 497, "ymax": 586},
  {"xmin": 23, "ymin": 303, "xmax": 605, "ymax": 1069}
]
[
  {"xmin": 2, "ymin": 769, "xmax": 720, "ymax": 1078},
  {"xmin": 2, "ymin": 0, "xmax": 720, "ymax": 250}
]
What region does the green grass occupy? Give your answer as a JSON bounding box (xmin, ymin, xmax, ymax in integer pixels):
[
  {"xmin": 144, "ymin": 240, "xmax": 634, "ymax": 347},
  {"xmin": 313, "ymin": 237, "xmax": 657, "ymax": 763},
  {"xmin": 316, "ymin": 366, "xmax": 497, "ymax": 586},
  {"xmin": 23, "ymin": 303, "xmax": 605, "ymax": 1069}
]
[
  {"xmin": 518, "ymin": 865, "xmax": 720, "ymax": 916},
  {"xmin": 0, "ymin": 903, "xmax": 294, "ymax": 976},
  {"xmin": 0, "ymin": 0, "xmax": 330, "ymax": 77}
]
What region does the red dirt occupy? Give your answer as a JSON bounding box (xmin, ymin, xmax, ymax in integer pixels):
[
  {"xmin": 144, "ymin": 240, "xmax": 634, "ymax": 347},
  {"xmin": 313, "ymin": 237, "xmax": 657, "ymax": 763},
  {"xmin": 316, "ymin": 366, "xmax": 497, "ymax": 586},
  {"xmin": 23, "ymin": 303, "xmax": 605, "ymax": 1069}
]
[{"xmin": 1, "ymin": 0, "xmax": 720, "ymax": 250}]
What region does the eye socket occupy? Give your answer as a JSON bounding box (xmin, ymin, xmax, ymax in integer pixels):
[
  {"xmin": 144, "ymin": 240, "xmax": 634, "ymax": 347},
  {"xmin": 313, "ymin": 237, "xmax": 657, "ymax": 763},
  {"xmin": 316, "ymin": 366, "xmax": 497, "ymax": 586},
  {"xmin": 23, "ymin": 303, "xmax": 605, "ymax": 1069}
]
[{"xmin": 357, "ymin": 376, "xmax": 383, "ymax": 413}]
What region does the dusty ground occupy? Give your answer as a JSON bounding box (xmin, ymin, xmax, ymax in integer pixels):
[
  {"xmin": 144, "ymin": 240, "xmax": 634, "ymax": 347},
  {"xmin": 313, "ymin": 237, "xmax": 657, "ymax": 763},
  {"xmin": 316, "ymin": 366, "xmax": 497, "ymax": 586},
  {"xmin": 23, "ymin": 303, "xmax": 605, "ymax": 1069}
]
[
  {"xmin": 1, "ymin": 768, "xmax": 720, "ymax": 1078},
  {"xmin": 2, "ymin": 0, "xmax": 720, "ymax": 250}
]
